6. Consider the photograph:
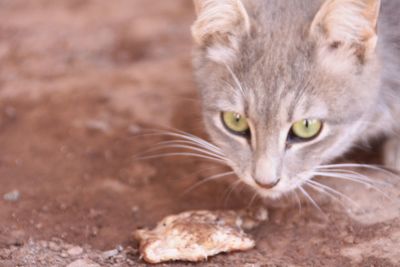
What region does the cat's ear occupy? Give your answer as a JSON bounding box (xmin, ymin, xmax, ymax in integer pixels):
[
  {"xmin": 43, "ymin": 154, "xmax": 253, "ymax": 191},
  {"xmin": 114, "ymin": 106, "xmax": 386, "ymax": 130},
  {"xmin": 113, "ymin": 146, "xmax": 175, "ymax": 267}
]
[
  {"xmin": 310, "ymin": 0, "xmax": 381, "ymax": 63},
  {"xmin": 191, "ymin": 0, "xmax": 250, "ymax": 63}
]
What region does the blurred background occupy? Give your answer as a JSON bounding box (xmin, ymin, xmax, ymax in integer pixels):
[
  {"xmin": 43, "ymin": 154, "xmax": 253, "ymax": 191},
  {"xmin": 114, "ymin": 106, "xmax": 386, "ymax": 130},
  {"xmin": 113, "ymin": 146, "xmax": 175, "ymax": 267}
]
[{"xmin": 0, "ymin": 0, "xmax": 215, "ymax": 265}]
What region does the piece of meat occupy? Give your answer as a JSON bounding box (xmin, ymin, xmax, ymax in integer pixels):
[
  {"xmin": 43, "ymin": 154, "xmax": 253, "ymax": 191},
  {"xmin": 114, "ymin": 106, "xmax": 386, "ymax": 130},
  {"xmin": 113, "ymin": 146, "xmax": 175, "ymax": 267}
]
[{"xmin": 134, "ymin": 208, "xmax": 268, "ymax": 264}]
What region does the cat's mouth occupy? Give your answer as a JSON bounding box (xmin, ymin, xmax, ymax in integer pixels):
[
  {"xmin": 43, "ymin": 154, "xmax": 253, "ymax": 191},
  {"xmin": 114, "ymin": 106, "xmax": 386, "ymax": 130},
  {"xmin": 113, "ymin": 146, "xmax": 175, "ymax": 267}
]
[
  {"xmin": 240, "ymin": 173, "xmax": 312, "ymax": 200},
  {"xmin": 237, "ymin": 175, "xmax": 283, "ymax": 199}
]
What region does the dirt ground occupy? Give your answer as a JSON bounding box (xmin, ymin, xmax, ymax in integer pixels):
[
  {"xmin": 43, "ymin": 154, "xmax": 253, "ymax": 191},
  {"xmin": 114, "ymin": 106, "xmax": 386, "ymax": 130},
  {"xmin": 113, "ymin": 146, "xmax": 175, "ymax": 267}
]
[{"xmin": 1, "ymin": 1, "xmax": 400, "ymax": 266}]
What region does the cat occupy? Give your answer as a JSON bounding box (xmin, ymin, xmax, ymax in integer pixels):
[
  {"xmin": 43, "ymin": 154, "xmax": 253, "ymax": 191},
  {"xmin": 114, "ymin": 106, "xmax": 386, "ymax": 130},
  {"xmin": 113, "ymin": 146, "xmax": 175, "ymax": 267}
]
[{"xmin": 190, "ymin": 0, "xmax": 400, "ymax": 199}]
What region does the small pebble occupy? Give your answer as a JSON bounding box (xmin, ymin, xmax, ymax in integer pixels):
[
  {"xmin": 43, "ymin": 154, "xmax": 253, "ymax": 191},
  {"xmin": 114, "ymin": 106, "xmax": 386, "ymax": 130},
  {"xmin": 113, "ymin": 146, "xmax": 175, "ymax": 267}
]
[
  {"xmin": 3, "ymin": 190, "xmax": 20, "ymax": 202},
  {"xmin": 320, "ymin": 245, "xmax": 334, "ymax": 257},
  {"xmin": 41, "ymin": 205, "xmax": 50, "ymax": 212},
  {"xmin": 89, "ymin": 209, "xmax": 104, "ymax": 219},
  {"xmin": 131, "ymin": 206, "xmax": 140, "ymax": 213},
  {"xmin": 90, "ymin": 226, "xmax": 99, "ymax": 237},
  {"xmin": 126, "ymin": 259, "xmax": 135, "ymax": 265},
  {"xmin": 86, "ymin": 119, "xmax": 110, "ymax": 133},
  {"xmin": 4, "ymin": 106, "xmax": 16, "ymax": 118},
  {"xmin": 244, "ymin": 264, "xmax": 261, "ymax": 267},
  {"xmin": 48, "ymin": 242, "xmax": 61, "ymax": 252},
  {"xmin": 66, "ymin": 259, "xmax": 100, "ymax": 267},
  {"xmin": 254, "ymin": 207, "xmax": 269, "ymax": 222},
  {"xmin": 128, "ymin": 124, "xmax": 141, "ymax": 134},
  {"xmin": 9, "ymin": 230, "xmax": 25, "ymax": 246},
  {"xmin": 68, "ymin": 246, "xmax": 83, "ymax": 256},
  {"xmin": 102, "ymin": 248, "xmax": 120, "ymax": 259},
  {"xmin": 0, "ymin": 248, "xmax": 12, "ymax": 259},
  {"xmin": 343, "ymin": 235, "xmax": 355, "ymax": 244},
  {"xmin": 38, "ymin": 241, "xmax": 48, "ymax": 248},
  {"xmin": 102, "ymin": 245, "xmax": 123, "ymax": 259},
  {"xmin": 60, "ymin": 252, "xmax": 69, "ymax": 258}
]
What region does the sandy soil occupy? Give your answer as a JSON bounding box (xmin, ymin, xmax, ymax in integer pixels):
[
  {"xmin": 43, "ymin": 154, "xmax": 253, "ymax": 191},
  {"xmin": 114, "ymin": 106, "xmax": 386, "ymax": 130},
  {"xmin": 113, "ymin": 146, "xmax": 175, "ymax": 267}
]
[{"xmin": 0, "ymin": 1, "xmax": 400, "ymax": 266}]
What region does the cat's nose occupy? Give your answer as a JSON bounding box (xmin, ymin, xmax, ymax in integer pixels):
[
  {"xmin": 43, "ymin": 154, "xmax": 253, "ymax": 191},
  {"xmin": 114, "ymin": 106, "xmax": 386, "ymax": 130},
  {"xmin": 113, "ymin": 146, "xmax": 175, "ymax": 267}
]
[{"xmin": 255, "ymin": 178, "xmax": 280, "ymax": 189}]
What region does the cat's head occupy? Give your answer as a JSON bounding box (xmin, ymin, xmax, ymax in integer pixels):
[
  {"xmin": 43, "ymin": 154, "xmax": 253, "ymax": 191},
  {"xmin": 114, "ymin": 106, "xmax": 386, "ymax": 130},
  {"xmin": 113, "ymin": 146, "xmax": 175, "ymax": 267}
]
[{"xmin": 191, "ymin": 0, "xmax": 382, "ymax": 199}]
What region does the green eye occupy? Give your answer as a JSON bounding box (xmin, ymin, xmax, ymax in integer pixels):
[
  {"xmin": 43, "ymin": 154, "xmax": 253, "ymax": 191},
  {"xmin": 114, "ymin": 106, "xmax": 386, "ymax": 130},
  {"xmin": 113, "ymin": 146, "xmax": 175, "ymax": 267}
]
[
  {"xmin": 290, "ymin": 119, "xmax": 322, "ymax": 141},
  {"xmin": 222, "ymin": 112, "xmax": 250, "ymax": 136}
]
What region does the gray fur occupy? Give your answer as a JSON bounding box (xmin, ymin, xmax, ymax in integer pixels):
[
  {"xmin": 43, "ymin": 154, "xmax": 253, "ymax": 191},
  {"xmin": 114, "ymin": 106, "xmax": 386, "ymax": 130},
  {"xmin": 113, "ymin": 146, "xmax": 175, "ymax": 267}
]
[{"xmin": 192, "ymin": 0, "xmax": 400, "ymax": 199}]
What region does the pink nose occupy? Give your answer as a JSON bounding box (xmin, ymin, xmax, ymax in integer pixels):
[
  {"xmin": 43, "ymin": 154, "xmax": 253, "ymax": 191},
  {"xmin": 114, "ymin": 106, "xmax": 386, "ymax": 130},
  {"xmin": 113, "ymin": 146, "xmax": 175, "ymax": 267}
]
[{"xmin": 255, "ymin": 178, "xmax": 280, "ymax": 189}]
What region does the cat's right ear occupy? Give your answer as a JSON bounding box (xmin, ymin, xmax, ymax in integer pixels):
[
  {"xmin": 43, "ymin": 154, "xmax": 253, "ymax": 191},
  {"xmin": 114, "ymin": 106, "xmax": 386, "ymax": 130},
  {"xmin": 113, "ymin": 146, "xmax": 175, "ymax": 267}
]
[{"xmin": 191, "ymin": 0, "xmax": 250, "ymax": 63}]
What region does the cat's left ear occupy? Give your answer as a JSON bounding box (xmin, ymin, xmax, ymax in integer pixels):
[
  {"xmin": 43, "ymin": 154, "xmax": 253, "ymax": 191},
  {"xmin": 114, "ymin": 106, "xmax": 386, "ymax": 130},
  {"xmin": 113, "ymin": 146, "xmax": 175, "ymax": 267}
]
[{"xmin": 310, "ymin": 0, "xmax": 381, "ymax": 63}]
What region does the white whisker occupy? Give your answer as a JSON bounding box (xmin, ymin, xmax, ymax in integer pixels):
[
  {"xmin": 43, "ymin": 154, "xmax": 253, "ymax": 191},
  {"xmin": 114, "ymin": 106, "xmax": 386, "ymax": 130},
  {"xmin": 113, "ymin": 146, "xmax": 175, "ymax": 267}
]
[
  {"xmin": 312, "ymin": 171, "xmax": 393, "ymax": 201},
  {"xmin": 223, "ymin": 179, "xmax": 242, "ymax": 207},
  {"xmin": 314, "ymin": 169, "xmax": 391, "ymax": 186},
  {"xmin": 142, "ymin": 144, "xmax": 226, "ymax": 161},
  {"xmin": 181, "ymin": 171, "xmax": 235, "ymax": 197},
  {"xmin": 136, "ymin": 152, "xmax": 226, "ymax": 164},
  {"xmin": 155, "ymin": 140, "xmax": 225, "ymax": 156},
  {"xmin": 299, "ymin": 186, "xmax": 325, "ymax": 215},
  {"xmin": 246, "ymin": 192, "xmax": 259, "ymax": 209},
  {"xmin": 306, "ymin": 182, "xmax": 341, "ymax": 203},
  {"xmin": 307, "ymin": 180, "xmax": 360, "ymax": 208},
  {"xmin": 225, "ymin": 64, "xmax": 247, "ymax": 97},
  {"xmin": 312, "ymin": 171, "xmax": 383, "ymax": 187},
  {"xmin": 169, "ymin": 128, "xmax": 223, "ymax": 153},
  {"xmin": 293, "ymin": 189, "xmax": 302, "ymax": 213},
  {"xmin": 293, "ymin": 192, "xmax": 302, "ymax": 212},
  {"xmin": 141, "ymin": 129, "xmax": 223, "ymax": 156},
  {"xmin": 318, "ymin": 163, "xmax": 398, "ymax": 178}
]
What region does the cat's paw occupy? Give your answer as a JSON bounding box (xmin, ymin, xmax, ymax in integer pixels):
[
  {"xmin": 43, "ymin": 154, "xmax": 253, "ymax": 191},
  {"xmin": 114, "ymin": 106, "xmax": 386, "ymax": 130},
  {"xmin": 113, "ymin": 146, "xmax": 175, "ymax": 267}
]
[{"xmin": 383, "ymin": 137, "xmax": 400, "ymax": 170}]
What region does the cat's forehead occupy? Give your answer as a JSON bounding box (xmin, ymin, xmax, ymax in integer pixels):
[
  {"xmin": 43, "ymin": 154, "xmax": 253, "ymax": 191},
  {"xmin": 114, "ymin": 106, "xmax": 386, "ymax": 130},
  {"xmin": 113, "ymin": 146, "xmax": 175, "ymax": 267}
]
[
  {"xmin": 239, "ymin": 31, "xmax": 314, "ymax": 84},
  {"xmin": 245, "ymin": 80, "xmax": 327, "ymax": 123},
  {"xmin": 236, "ymin": 0, "xmax": 320, "ymax": 80},
  {"xmin": 228, "ymin": 48, "xmax": 318, "ymax": 114},
  {"xmin": 214, "ymin": 64, "xmax": 327, "ymax": 125}
]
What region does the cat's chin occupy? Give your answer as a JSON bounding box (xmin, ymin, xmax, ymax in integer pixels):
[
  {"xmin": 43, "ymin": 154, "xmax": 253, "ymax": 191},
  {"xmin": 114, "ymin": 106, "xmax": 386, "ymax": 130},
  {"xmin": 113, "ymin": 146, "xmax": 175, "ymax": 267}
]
[
  {"xmin": 256, "ymin": 189, "xmax": 284, "ymax": 200},
  {"xmin": 242, "ymin": 180, "xmax": 288, "ymax": 199},
  {"xmin": 241, "ymin": 176, "xmax": 309, "ymax": 200},
  {"xmin": 252, "ymin": 186, "xmax": 301, "ymax": 200},
  {"xmin": 235, "ymin": 178, "xmax": 281, "ymax": 199},
  {"xmin": 233, "ymin": 168, "xmax": 311, "ymax": 200}
]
